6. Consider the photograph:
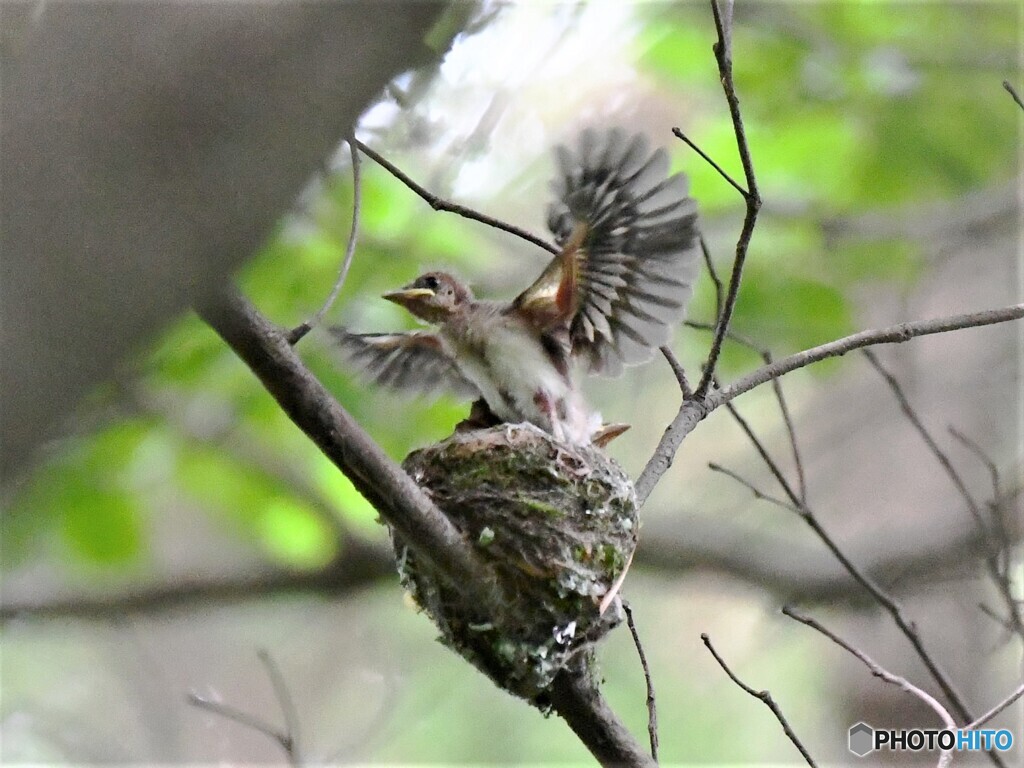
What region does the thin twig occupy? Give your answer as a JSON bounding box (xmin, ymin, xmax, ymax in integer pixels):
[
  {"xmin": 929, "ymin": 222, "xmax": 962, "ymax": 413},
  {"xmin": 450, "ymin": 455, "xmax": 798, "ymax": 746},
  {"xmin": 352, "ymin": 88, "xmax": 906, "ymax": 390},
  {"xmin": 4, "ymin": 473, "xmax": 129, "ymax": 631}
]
[
  {"xmin": 863, "ymin": 350, "xmax": 989, "ymax": 538},
  {"xmin": 188, "ymin": 652, "xmax": 302, "ymax": 768},
  {"xmin": 661, "ymin": 346, "xmax": 692, "ymax": 399},
  {"xmin": 354, "ymin": 139, "xmax": 558, "ymax": 255},
  {"xmin": 965, "ymin": 682, "xmax": 1024, "ymax": 730},
  {"xmin": 864, "ymin": 351, "xmax": 1023, "ymax": 640},
  {"xmin": 694, "ymin": 0, "xmax": 762, "ymax": 398},
  {"xmin": 624, "ymin": 603, "xmax": 658, "ymax": 762},
  {"xmin": 948, "ymin": 426, "xmax": 1002, "ymax": 507},
  {"xmin": 672, "ymin": 127, "xmax": 748, "ymax": 197},
  {"xmin": 257, "ymin": 650, "xmax": 301, "ymax": 764},
  {"xmin": 765, "ymin": 352, "xmax": 807, "ymax": 504},
  {"xmin": 781, "ymin": 507, "xmax": 980, "ymax": 735},
  {"xmin": 289, "ymin": 136, "xmax": 362, "ymax": 345},
  {"xmin": 699, "ymin": 234, "xmax": 724, "ymax": 325},
  {"xmin": 701, "ymin": 633, "xmax": 817, "ymax": 767},
  {"xmin": 188, "ymin": 693, "xmax": 294, "ymax": 758},
  {"xmin": 782, "ymin": 608, "xmax": 956, "ymax": 768},
  {"xmin": 1003, "ymin": 80, "xmax": 1024, "ymax": 111},
  {"xmin": 684, "ymin": 321, "xmax": 807, "ymax": 502},
  {"xmin": 707, "ymin": 462, "xmax": 802, "ymax": 514},
  {"xmin": 722, "ymin": 401, "xmax": 800, "ymax": 506}
]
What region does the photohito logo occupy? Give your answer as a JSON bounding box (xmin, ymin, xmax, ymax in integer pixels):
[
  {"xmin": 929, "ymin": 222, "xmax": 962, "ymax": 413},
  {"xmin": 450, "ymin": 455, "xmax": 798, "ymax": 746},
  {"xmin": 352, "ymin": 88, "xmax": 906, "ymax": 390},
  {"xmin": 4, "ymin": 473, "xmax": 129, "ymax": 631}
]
[{"xmin": 848, "ymin": 722, "xmax": 1014, "ymax": 757}]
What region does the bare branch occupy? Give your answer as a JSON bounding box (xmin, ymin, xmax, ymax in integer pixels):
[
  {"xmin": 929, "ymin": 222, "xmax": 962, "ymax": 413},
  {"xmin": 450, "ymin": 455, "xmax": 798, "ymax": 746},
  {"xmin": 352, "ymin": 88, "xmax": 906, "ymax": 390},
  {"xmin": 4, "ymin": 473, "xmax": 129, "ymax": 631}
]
[
  {"xmin": 672, "ymin": 127, "xmax": 748, "ymax": 197},
  {"xmin": 863, "ymin": 350, "xmax": 989, "ymax": 538},
  {"xmin": 701, "ymin": 633, "xmax": 817, "ymax": 767},
  {"xmin": 948, "ymin": 426, "xmax": 1002, "ymax": 505},
  {"xmin": 624, "ymin": 603, "xmax": 658, "ymax": 762},
  {"xmin": 707, "ymin": 461, "xmax": 802, "ymax": 514},
  {"xmin": 190, "ymin": 652, "xmax": 303, "ymax": 768},
  {"xmin": 717, "ymin": 304, "xmax": 1024, "ymax": 406},
  {"xmin": 257, "ymin": 650, "xmax": 301, "ymax": 765},
  {"xmin": 722, "ymin": 401, "xmax": 800, "ymax": 506},
  {"xmin": 188, "ymin": 693, "xmax": 295, "ymax": 762},
  {"xmin": 782, "ymin": 607, "xmax": 955, "ymax": 768},
  {"xmin": 0, "ymin": 552, "xmax": 393, "ymax": 623},
  {"xmin": 694, "ymin": 0, "xmax": 763, "ymax": 398},
  {"xmin": 699, "ymin": 234, "xmax": 724, "ymax": 324},
  {"xmin": 289, "ymin": 136, "xmax": 363, "ymax": 344},
  {"xmin": 660, "ymin": 346, "xmax": 692, "ymax": 399},
  {"xmin": 965, "ymin": 682, "xmax": 1024, "ymax": 730},
  {"xmin": 354, "ymin": 139, "xmax": 558, "ymax": 255},
  {"xmin": 547, "ymin": 658, "xmax": 658, "ymax": 768},
  {"xmin": 864, "ymin": 351, "xmax": 1022, "ymax": 640},
  {"xmin": 765, "ymin": 354, "xmax": 807, "ymax": 504},
  {"xmin": 639, "ymin": 303, "xmax": 1024, "ymax": 505}
]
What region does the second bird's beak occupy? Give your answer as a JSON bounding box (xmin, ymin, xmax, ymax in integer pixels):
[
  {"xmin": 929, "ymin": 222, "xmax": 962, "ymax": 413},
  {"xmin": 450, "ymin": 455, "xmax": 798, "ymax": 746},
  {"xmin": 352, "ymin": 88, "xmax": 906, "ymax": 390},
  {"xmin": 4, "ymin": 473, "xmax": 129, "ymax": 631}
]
[{"xmin": 382, "ymin": 287, "xmax": 435, "ymax": 308}]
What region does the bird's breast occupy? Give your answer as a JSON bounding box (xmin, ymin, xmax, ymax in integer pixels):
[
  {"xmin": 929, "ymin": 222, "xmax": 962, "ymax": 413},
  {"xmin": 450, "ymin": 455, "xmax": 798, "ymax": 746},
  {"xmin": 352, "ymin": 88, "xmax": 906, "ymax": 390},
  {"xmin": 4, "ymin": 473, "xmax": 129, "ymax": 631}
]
[{"xmin": 442, "ymin": 308, "xmax": 572, "ymax": 423}]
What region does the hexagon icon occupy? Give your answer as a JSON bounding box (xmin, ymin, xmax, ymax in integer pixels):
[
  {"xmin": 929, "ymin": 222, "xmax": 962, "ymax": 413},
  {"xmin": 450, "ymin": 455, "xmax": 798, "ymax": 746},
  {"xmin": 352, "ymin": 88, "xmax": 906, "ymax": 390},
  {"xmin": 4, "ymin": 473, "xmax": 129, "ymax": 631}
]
[{"xmin": 848, "ymin": 722, "xmax": 874, "ymax": 757}]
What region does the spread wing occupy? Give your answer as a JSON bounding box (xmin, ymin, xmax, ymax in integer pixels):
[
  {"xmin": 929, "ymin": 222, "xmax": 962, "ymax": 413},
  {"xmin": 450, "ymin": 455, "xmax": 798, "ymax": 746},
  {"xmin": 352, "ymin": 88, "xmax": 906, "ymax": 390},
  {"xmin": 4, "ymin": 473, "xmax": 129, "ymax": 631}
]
[
  {"xmin": 330, "ymin": 329, "xmax": 479, "ymax": 399},
  {"xmin": 513, "ymin": 128, "xmax": 701, "ymax": 376}
]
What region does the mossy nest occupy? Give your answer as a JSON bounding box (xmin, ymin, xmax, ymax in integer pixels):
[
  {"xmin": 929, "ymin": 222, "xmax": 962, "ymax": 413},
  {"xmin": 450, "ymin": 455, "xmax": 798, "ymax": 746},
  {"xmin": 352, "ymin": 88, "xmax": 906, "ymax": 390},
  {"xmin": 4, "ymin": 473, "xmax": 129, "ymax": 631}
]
[{"xmin": 395, "ymin": 423, "xmax": 638, "ymax": 703}]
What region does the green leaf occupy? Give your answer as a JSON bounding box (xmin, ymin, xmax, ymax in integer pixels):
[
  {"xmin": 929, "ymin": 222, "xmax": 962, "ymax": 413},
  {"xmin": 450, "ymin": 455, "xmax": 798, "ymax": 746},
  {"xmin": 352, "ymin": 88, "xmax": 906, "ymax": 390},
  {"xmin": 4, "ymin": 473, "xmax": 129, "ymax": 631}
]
[
  {"xmin": 258, "ymin": 497, "xmax": 337, "ymax": 569},
  {"xmin": 58, "ymin": 468, "xmax": 144, "ymax": 565}
]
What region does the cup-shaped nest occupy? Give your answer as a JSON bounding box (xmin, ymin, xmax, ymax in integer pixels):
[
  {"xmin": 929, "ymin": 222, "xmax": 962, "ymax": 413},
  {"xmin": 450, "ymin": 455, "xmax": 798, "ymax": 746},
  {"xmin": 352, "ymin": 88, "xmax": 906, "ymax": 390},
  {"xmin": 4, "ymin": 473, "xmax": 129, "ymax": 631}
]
[{"xmin": 396, "ymin": 423, "xmax": 638, "ymax": 703}]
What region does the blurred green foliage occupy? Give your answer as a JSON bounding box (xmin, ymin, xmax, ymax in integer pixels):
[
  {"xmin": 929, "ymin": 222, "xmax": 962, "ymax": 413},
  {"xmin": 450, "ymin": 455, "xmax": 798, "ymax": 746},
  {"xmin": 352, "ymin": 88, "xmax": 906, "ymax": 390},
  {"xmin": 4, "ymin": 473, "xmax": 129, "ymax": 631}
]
[
  {"xmin": 2, "ymin": 3, "xmax": 1019, "ymax": 764},
  {"xmin": 3, "ymin": 0, "xmax": 1017, "ymax": 593}
]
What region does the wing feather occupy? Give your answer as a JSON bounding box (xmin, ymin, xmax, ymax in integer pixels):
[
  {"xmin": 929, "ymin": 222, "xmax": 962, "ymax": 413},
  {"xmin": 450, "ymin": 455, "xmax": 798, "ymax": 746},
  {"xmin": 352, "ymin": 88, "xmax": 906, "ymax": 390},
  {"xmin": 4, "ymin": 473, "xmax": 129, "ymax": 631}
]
[
  {"xmin": 514, "ymin": 130, "xmax": 701, "ymax": 374},
  {"xmin": 330, "ymin": 329, "xmax": 479, "ymax": 399}
]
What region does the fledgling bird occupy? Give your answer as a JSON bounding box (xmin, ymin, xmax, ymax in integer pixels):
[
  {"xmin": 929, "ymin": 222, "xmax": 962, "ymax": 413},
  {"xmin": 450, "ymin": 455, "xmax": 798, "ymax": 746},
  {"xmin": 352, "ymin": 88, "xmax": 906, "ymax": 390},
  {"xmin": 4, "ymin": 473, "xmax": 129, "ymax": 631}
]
[{"xmin": 333, "ymin": 128, "xmax": 701, "ymax": 445}]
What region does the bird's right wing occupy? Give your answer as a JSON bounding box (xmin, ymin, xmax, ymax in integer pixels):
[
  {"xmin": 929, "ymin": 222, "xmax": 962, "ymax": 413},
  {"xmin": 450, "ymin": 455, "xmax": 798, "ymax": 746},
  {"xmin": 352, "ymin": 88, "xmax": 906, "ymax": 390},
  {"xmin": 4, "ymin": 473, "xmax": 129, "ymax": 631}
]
[
  {"xmin": 330, "ymin": 329, "xmax": 479, "ymax": 399},
  {"xmin": 514, "ymin": 129, "xmax": 701, "ymax": 377}
]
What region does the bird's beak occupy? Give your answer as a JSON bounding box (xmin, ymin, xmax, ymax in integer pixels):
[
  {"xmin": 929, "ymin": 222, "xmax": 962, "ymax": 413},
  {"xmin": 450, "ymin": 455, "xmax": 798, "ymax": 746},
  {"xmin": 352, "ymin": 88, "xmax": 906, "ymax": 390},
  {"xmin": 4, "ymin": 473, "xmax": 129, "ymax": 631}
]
[{"xmin": 382, "ymin": 287, "xmax": 435, "ymax": 307}]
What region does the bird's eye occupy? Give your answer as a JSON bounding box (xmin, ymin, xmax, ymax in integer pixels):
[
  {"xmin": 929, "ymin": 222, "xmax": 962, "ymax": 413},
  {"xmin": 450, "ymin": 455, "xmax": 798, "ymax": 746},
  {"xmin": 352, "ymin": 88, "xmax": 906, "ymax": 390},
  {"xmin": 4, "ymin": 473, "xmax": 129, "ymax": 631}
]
[{"xmin": 422, "ymin": 275, "xmax": 439, "ymax": 291}]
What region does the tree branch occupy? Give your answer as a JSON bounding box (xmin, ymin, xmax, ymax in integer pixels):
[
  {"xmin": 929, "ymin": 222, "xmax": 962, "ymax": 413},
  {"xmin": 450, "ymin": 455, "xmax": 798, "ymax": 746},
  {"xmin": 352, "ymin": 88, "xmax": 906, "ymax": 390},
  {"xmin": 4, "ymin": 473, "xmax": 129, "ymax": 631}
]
[
  {"xmin": 354, "ymin": 139, "xmax": 558, "ymax": 255},
  {"xmin": 694, "ymin": 0, "xmax": 762, "ymax": 398},
  {"xmin": 193, "ymin": 285, "xmax": 653, "ymax": 766},
  {"xmin": 547, "ymin": 661, "xmax": 657, "ymax": 768},
  {"xmin": 782, "ymin": 607, "xmax": 956, "ymax": 768},
  {"xmin": 637, "ymin": 303, "xmax": 1024, "ymax": 503},
  {"xmin": 701, "ymin": 633, "xmax": 817, "ymax": 767},
  {"xmin": 194, "ymin": 286, "xmax": 498, "ymax": 597},
  {"xmin": 716, "ymin": 304, "xmax": 1024, "ymax": 406}
]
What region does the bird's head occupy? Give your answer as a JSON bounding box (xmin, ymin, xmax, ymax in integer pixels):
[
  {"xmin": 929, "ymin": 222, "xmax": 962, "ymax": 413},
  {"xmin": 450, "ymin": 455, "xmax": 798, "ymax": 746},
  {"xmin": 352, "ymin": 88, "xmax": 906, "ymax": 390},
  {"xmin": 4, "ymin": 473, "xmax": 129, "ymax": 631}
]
[{"xmin": 382, "ymin": 272, "xmax": 472, "ymax": 324}]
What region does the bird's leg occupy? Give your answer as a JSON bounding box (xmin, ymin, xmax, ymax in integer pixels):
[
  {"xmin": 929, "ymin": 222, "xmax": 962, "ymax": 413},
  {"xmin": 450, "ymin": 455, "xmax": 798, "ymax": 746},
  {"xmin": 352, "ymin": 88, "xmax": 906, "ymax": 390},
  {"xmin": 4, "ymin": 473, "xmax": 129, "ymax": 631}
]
[
  {"xmin": 533, "ymin": 390, "xmax": 565, "ymax": 442},
  {"xmin": 455, "ymin": 398, "xmax": 502, "ymax": 432}
]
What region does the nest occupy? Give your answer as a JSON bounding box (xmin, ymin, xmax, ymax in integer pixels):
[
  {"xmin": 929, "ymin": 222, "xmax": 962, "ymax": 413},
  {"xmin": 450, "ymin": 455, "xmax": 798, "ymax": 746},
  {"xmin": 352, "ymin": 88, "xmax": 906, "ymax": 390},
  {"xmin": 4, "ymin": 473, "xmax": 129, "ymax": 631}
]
[{"xmin": 395, "ymin": 423, "xmax": 638, "ymax": 703}]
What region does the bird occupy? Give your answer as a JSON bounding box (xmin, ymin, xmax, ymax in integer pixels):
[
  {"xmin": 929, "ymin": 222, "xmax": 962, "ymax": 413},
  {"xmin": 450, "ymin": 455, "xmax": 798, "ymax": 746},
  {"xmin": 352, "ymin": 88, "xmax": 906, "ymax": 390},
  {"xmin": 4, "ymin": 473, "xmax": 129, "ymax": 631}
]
[{"xmin": 333, "ymin": 128, "xmax": 701, "ymax": 445}]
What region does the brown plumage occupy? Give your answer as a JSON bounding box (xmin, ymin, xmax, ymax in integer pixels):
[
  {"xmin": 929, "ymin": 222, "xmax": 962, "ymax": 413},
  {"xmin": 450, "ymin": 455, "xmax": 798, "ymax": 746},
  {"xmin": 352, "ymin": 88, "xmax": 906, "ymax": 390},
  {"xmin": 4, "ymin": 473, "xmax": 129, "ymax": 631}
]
[{"xmin": 333, "ymin": 129, "xmax": 700, "ymax": 444}]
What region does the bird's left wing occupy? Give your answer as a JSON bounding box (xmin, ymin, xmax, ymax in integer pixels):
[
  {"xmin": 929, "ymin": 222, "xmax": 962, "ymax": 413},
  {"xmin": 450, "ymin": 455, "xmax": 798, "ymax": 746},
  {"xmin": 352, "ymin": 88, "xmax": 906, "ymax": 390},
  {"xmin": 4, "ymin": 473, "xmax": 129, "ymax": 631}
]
[{"xmin": 330, "ymin": 329, "xmax": 479, "ymax": 399}]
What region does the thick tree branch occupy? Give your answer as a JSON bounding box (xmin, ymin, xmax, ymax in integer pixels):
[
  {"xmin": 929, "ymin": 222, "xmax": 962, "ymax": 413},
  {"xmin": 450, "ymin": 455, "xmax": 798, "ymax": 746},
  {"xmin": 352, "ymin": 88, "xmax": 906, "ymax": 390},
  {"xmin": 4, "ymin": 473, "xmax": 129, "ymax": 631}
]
[
  {"xmin": 194, "ymin": 286, "xmax": 498, "ymax": 598},
  {"xmin": 0, "ymin": 552, "xmax": 393, "ymax": 622},
  {"xmin": 193, "ymin": 286, "xmax": 653, "ymax": 766},
  {"xmin": 548, "ymin": 663, "xmax": 657, "ymax": 768}
]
